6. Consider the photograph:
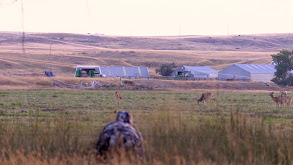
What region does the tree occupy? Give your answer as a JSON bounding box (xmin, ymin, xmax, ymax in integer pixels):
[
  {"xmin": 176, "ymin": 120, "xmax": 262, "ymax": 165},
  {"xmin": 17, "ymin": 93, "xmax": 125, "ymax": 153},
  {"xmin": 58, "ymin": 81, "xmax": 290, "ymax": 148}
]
[
  {"xmin": 155, "ymin": 62, "xmax": 177, "ymax": 76},
  {"xmin": 271, "ymin": 49, "xmax": 293, "ymax": 86}
]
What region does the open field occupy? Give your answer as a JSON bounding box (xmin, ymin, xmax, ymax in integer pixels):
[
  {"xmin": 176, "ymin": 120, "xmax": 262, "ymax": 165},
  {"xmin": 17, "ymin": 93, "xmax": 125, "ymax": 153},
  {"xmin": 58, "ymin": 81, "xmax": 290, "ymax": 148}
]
[
  {"xmin": 1, "ymin": 32, "xmax": 293, "ymax": 77},
  {"xmin": 0, "ymin": 89, "xmax": 293, "ymax": 164},
  {"xmin": 1, "ymin": 32, "xmax": 293, "ymax": 164}
]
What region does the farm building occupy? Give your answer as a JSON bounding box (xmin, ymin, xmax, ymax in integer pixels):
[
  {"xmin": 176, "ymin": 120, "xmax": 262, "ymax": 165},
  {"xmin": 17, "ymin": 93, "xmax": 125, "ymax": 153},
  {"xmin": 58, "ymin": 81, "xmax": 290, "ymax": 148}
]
[
  {"xmin": 218, "ymin": 64, "xmax": 276, "ymax": 82},
  {"xmin": 74, "ymin": 65, "xmax": 149, "ymax": 78},
  {"xmin": 171, "ymin": 66, "xmax": 218, "ymax": 79}
]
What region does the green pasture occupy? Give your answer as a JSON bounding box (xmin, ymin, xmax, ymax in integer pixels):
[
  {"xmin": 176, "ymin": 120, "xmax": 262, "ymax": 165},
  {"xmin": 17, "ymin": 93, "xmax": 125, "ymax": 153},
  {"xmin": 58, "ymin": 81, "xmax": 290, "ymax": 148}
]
[
  {"xmin": 0, "ymin": 89, "xmax": 292, "ymax": 164},
  {"xmin": 0, "ymin": 89, "xmax": 292, "ymax": 122}
]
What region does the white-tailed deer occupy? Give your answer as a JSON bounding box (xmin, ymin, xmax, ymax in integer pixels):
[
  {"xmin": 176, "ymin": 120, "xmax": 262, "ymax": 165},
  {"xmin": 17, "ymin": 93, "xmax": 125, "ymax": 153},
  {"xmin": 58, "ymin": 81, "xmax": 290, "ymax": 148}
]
[
  {"xmin": 196, "ymin": 92, "xmax": 213, "ymax": 105},
  {"xmin": 269, "ymin": 92, "xmax": 281, "ymax": 108},
  {"xmin": 115, "ymin": 91, "xmax": 123, "ymax": 99},
  {"xmin": 281, "ymin": 91, "xmax": 288, "ymax": 96},
  {"xmin": 280, "ymin": 91, "xmax": 291, "ymax": 107},
  {"xmin": 283, "ymin": 96, "xmax": 292, "ymax": 107}
]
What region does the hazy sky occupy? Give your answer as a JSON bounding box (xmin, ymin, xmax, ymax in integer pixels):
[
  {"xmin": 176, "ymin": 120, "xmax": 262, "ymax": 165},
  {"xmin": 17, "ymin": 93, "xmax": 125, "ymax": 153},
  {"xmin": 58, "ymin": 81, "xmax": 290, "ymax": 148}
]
[{"xmin": 1, "ymin": 0, "xmax": 293, "ymax": 36}]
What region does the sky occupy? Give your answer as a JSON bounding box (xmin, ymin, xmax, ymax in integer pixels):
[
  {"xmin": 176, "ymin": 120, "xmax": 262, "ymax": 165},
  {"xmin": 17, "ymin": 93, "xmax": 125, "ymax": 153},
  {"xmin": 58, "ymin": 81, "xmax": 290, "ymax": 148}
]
[{"xmin": 1, "ymin": 0, "xmax": 293, "ymax": 36}]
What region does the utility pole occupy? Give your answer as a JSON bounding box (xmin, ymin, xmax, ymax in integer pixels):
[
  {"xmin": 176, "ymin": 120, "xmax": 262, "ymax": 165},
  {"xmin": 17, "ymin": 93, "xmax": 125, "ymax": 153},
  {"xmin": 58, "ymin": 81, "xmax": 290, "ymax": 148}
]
[
  {"xmin": 21, "ymin": 0, "xmax": 25, "ymax": 55},
  {"xmin": 49, "ymin": 43, "xmax": 52, "ymax": 55}
]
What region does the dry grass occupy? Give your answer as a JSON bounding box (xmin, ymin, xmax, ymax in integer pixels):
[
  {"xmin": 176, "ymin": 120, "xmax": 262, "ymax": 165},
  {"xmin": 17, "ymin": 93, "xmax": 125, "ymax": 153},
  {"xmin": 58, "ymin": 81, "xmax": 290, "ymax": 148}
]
[
  {"xmin": 0, "ymin": 76, "xmax": 283, "ymax": 91},
  {"xmin": 1, "ymin": 32, "xmax": 292, "ymax": 77},
  {"xmin": 0, "ymin": 110, "xmax": 292, "ymax": 164}
]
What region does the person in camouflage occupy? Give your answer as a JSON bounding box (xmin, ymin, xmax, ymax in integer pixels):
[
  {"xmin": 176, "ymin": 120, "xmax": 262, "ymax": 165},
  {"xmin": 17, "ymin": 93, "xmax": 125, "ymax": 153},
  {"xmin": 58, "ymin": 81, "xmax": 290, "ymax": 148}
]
[{"xmin": 96, "ymin": 111, "xmax": 144, "ymax": 161}]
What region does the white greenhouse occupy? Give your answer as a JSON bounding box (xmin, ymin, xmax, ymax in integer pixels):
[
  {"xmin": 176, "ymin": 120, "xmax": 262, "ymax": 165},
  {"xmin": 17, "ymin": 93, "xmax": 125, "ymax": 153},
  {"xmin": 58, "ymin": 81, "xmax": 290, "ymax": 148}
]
[
  {"xmin": 74, "ymin": 65, "xmax": 149, "ymax": 78},
  {"xmin": 218, "ymin": 64, "xmax": 276, "ymax": 82}
]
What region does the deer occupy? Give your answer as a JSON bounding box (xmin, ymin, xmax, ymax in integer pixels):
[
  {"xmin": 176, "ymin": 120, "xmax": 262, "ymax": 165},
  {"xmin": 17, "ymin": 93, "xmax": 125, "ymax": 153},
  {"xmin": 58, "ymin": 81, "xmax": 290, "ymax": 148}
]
[
  {"xmin": 196, "ymin": 92, "xmax": 213, "ymax": 105},
  {"xmin": 269, "ymin": 92, "xmax": 282, "ymax": 108},
  {"xmin": 280, "ymin": 91, "xmax": 291, "ymax": 107},
  {"xmin": 283, "ymin": 96, "xmax": 292, "ymax": 107},
  {"xmin": 281, "ymin": 91, "xmax": 288, "ymax": 96},
  {"xmin": 115, "ymin": 91, "xmax": 123, "ymax": 99}
]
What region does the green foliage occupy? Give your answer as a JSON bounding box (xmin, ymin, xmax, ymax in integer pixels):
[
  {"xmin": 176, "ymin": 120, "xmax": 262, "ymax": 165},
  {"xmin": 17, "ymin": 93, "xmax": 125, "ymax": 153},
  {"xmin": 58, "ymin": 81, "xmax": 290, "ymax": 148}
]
[
  {"xmin": 271, "ymin": 49, "xmax": 293, "ymax": 85},
  {"xmin": 155, "ymin": 62, "xmax": 177, "ymax": 76},
  {"xmin": 75, "ymin": 70, "xmax": 82, "ymax": 77}
]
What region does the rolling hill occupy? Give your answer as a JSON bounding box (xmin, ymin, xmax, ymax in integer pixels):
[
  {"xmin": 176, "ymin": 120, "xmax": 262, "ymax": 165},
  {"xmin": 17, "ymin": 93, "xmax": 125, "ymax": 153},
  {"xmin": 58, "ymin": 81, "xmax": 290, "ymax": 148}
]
[{"xmin": 0, "ymin": 32, "xmax": 292, "ymax": 77}]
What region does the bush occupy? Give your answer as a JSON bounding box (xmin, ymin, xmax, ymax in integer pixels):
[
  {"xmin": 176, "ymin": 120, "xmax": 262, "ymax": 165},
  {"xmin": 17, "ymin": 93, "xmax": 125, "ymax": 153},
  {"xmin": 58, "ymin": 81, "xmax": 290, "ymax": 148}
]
[{"xmin": 155, "ymin": 62, "xmax": 177, "ymax": 76}]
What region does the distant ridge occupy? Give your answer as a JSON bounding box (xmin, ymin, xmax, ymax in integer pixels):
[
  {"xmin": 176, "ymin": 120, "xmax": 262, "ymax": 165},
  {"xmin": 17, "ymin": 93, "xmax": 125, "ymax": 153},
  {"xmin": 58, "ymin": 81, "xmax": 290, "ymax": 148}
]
[
  {"xmin": 0, "ymin": 31, "xmax": 291, "ymax": 77},
  {"xmin": 1, "ymin": 31, "xmax": 293, "ymax": 52}
]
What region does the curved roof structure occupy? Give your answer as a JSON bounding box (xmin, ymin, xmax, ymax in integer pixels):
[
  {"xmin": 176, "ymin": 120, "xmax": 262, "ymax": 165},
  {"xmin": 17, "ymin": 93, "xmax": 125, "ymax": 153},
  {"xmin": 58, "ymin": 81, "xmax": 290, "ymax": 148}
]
[
  {"xmin": 99, "ymin": 66, "xmax": 149, "ymax": 77},
  {"xmin": 182, "ymin": 66, "xmax": 218, "ymax": 74},
  {"xmin": 75, "ymin": 66, "xmax": 149, "ymax": 78},
  {"xmin": 234, "ymin": 64, "xmax": 275, "ymax": 74}
]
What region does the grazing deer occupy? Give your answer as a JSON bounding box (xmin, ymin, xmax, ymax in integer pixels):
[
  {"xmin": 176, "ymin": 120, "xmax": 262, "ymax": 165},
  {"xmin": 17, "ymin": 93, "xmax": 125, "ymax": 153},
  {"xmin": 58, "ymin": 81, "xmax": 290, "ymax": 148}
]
[
  {"xmin": 115, "ymin": 91, "xmax": 122, "ymax": 99},
  {"xmin": 196, "ymin": 92, "xmax": 213, "ymax": 105},
  {"xmin": 269, "ymin": 92, "xmax": 282, "ymax": 108}
]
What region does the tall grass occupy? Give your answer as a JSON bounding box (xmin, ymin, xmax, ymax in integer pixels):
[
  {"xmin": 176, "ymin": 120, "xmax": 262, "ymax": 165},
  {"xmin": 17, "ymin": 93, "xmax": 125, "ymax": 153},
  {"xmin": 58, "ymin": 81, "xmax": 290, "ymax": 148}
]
[
  {"xmin": 0, "ymin": 111, "xmax": 292, "ymax": 164},
  {"xmin": 0, "ymin": 89, "xmax": 293, "ymax": 164},
  {"xmin": 144, "ymin": 111, "xmax": 293, "ymax": 164}
]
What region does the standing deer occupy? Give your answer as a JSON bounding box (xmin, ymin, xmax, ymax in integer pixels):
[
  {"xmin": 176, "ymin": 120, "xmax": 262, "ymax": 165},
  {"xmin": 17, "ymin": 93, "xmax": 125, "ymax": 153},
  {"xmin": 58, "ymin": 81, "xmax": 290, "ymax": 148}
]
[
  {"xmin": 269, "ymin": 92, "xmax": 282, "ymax": 108},
  {"xmin": 115, "ymin": 91, "xmax": 123, "ymax": 99},
  {"xmin": 283, "ymin": 96, "xmax": 292, "ymax": 107},
  {"xmin": 281, "ymin": 91, "xmax": 288, "ymax": 96},
  {"xmin": 280, "ymin": 91, "xmax": 291, "ymax": 107},
  {"xmin": 196, "ymin": 92, "xmax": 213, "ymax": 105}
]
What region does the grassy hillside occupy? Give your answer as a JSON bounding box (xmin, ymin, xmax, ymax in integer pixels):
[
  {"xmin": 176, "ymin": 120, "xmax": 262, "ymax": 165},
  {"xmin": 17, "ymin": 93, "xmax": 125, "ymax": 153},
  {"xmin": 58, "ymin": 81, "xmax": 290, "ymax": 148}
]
[{"xmin": 0, "ymin": 32, "xmax": 292, "ymax": 77}]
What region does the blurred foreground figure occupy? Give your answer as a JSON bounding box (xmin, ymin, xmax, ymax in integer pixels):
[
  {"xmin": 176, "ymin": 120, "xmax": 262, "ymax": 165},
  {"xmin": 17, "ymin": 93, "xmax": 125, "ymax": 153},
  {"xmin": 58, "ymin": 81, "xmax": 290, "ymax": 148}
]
[{"xmin": 96, "ymin": 111, "xmax": 144, "ymax": 161}]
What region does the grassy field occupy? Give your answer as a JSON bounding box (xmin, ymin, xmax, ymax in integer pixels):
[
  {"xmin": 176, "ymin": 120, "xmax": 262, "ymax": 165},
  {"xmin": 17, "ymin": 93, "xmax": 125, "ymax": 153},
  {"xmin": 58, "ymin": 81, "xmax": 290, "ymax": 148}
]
[{"xmin": 0, "ymin": 89, "xmax": 292, "ymax": 164}]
